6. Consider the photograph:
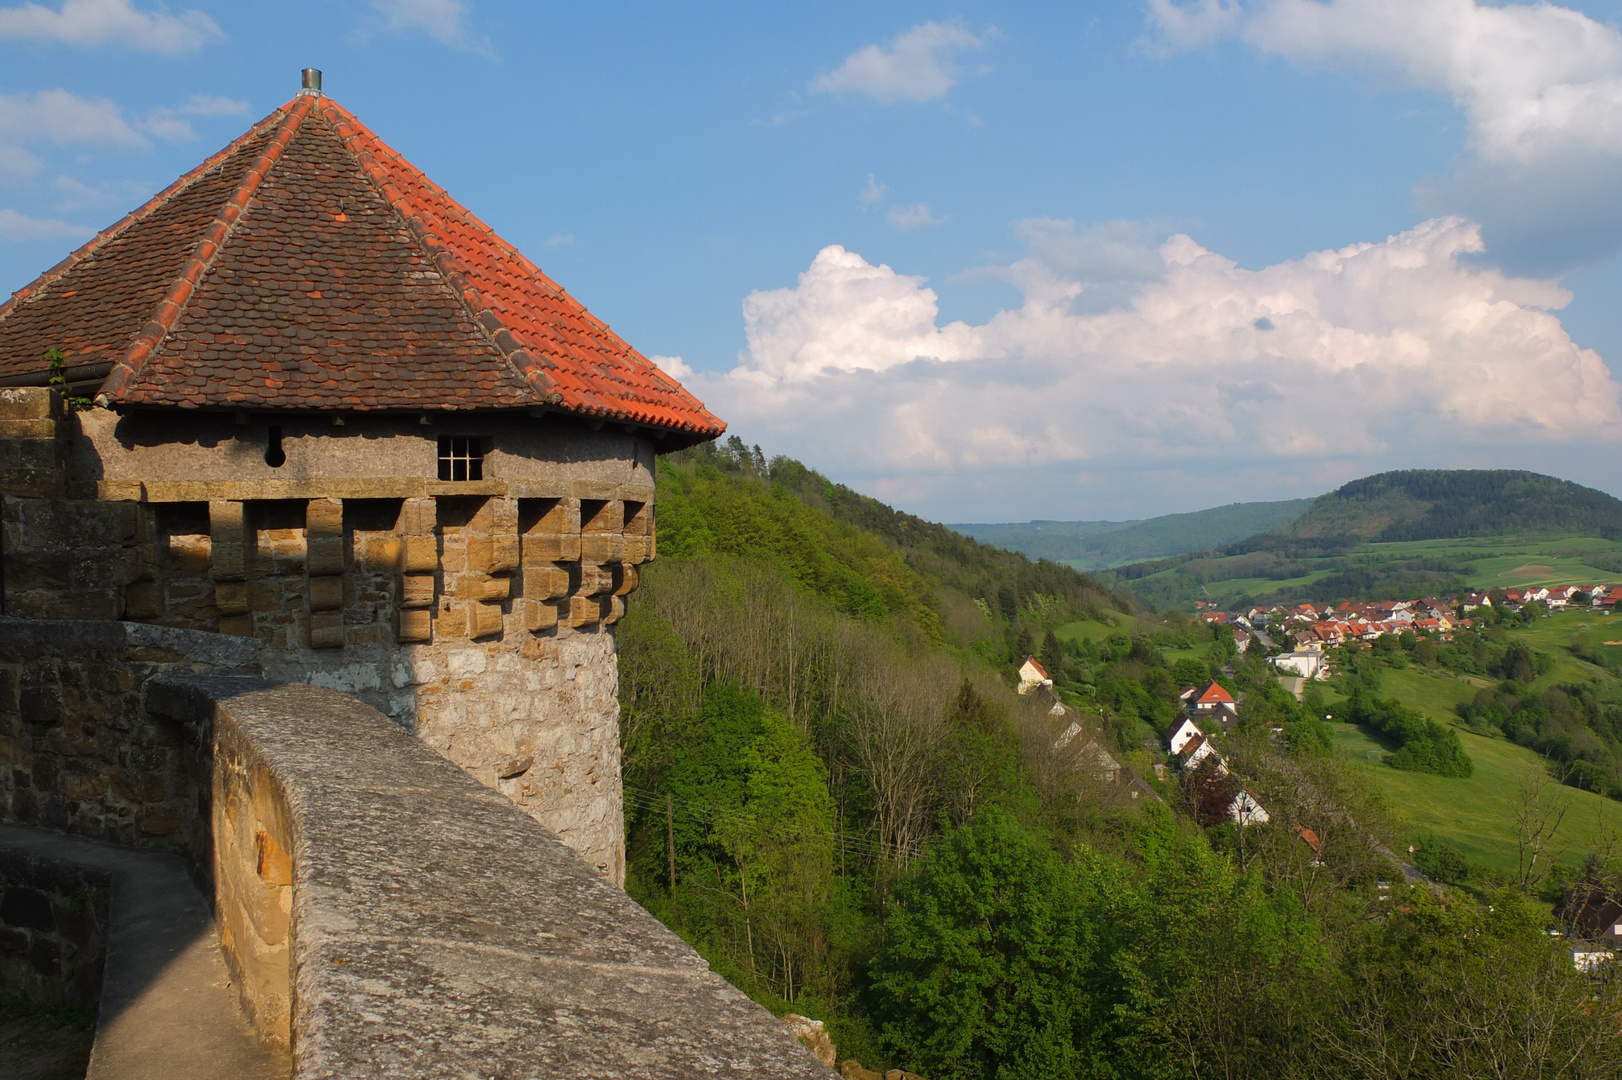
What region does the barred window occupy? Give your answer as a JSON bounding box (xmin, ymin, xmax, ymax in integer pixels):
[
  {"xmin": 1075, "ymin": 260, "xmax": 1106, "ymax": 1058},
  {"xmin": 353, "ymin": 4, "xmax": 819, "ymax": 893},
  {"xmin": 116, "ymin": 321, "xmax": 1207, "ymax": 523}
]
[{"xmin": 437, "ymin": 437, "xmax": 483, "ymax": 481}]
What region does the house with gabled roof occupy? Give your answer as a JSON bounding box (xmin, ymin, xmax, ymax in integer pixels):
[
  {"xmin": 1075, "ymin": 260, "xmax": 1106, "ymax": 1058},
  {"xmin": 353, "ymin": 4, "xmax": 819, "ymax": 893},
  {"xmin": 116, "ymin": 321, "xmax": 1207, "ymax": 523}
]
[
  {"xmin": 1018, "ymin": 656, "xmax": 1052, "ymax": 695},
  {"xmin": 1228, "ymin": 789, "xmax": 1270, "ymax": 827},
  {"xmin": 1175, "ymin": 732, "xmax": 1227, "ymax": 775},
  {"xmin": 0, "ymin": 71, "xmax": 727, "ymax": 884},
  {"xmin": 1164, "ymin": 716, "xmax": 1204, "ymax": 756}
]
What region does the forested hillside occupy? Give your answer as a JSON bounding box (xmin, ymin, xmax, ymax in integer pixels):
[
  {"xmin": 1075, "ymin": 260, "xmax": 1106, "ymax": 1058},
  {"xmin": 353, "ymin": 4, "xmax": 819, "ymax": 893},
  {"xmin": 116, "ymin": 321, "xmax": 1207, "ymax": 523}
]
[
  {"xmin": 1111, "ymin": 470, "xmax": 1622, "ymax": 610},
  {"xmin": 952, "ymin": 497, "xmax": 1313, "ymax": 570},
  {"xmin": 1290, "ymin": 470, "xmax": 1622, "ymax": 543},
  {"xmin": 617, "ymin": 443, "xmax": 1622, "ymax": 1079}
]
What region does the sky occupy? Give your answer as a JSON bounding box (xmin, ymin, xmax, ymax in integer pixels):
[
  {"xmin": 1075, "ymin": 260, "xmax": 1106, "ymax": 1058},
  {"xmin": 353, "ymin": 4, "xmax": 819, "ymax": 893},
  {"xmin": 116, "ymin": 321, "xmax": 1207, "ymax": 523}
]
[{"xmin": 4, "ymin": 0, "xmax": 1622, "ymax": 523}]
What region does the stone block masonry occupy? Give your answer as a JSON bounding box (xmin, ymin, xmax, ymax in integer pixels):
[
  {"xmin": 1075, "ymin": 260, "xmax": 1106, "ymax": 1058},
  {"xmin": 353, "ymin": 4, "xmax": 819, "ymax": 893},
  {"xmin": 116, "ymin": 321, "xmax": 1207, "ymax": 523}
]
[
  {"xmin": 145, "ymin": 677, "xmax": 833, "ymax": 1078},
  {"xmin": 0, "ymin": 619, "xmax": 262, "ymax": 855},
  {"xmin": 1, "ymin": 388, "xmax": 656, "ymax": 884}
]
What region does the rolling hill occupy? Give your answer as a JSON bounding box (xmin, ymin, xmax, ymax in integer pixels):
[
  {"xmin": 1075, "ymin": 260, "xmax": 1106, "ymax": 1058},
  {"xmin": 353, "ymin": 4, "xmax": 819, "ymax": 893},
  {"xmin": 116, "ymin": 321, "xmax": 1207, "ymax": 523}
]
[
  {"xmin": 951, "ymin": 498, "xmax": 1314, "ymax": 571},
  {"xmin": 1108, "ymin": 470, "xmax": 1622, "ymax": 611}
]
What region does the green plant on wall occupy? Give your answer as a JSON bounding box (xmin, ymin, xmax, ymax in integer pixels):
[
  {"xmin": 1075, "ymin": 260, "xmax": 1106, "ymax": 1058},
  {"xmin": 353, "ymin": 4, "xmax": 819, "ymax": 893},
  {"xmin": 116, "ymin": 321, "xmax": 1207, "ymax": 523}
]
[{"xmin": 45, "ymin": 348, "xmax": 92, "ymax": 412}]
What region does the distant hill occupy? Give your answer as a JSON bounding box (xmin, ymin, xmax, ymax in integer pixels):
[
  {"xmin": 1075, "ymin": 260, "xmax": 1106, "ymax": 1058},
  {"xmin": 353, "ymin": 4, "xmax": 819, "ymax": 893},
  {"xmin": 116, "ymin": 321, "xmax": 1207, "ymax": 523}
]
[
  {"xmin": 1109, "ymin": 469, "xmax": 1622, "ymax": 610},
  {"xmin": 1284, "ymin": 469, "xmax": 1622, "ymax": 543},
  {"xmin": 952, "ymin": 499, "xmax": 1314, "ymax": 570}
]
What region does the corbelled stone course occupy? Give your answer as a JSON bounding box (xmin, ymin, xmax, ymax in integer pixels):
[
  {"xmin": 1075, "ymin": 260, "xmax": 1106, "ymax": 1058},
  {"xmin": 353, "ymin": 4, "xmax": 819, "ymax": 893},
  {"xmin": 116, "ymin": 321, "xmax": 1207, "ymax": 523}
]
[{"xmin": 145, "ymin": 677, "xmax": 832, "ymax": 1078}]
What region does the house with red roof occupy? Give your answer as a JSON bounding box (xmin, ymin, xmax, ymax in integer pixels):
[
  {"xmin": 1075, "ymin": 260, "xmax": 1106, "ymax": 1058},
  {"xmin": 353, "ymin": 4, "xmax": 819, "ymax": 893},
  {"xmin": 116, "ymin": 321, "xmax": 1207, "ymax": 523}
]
[
  {"xmin": 0, "ymin": 71, "xmax": 727, "ymax": 886},
  {"xmin": 1018, "ymin": 656, "xmax": 1053, "ymax": 695}
]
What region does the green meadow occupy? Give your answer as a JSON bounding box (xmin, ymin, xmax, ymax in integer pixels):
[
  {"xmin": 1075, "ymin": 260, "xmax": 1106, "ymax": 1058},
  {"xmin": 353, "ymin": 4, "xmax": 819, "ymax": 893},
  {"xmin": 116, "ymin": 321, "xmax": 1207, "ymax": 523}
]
[{"xmin": 1323, "ymin": 612, "xmax": 1622, "ymax": 879}]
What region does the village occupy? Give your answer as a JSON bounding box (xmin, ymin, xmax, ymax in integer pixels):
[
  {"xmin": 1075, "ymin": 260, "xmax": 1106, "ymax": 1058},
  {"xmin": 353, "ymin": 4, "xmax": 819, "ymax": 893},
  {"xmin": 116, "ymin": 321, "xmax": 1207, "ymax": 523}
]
[
  {"xmin": 1193, "ymin": 584, "xmax": 1622, "ymax": 682},
  {"xmin": 1007, "ymin": 583, "xmax": 1622, "ymax": 890}
]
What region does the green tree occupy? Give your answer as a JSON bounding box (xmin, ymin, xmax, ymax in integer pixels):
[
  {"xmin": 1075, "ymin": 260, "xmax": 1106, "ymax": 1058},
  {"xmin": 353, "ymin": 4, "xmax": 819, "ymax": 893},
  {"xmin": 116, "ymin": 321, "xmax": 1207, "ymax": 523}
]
[
  {"xmin": 871, "ymin": 812, "xmax": 1109, "ymax": 1080},
  {"xmin": 1171, "ymin": 657, "xmax": 1210, "ymax": 688}
]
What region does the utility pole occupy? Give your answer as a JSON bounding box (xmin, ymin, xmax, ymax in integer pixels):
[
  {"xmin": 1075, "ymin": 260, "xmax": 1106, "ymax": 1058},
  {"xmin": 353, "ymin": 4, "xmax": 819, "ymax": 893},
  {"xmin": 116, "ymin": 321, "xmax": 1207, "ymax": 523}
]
[{"xmin": 666, "ymin": 793, "xmax": 676, "ymax": 894}]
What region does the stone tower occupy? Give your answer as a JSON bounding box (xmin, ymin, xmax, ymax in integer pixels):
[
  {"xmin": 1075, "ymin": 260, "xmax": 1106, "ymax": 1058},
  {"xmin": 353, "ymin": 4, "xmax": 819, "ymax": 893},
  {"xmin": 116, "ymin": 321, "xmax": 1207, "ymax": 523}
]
[{"xmin": 0, "ymin": 74, "xmax": 723, "ymax": 885}]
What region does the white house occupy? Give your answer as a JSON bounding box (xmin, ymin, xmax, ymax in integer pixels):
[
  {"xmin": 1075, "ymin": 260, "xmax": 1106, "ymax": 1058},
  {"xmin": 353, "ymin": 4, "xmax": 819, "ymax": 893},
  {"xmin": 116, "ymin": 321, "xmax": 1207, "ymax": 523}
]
[
  {"xmin": 1055, "ymin": 721, "xmax": 1122, "ymax": 783},
  {"xmin": 1274, "ymin": 651, "xmax": 1326, "ymax": 680},
  {"xmin": 1164, "ymin": 716, "xmax": 1204, "ymax": 756},
  {"xmin": 1176, "ymin": 733, "xmax": 1228, "ymax": 775},
  {"xmin": 1017, "ymin": 657, "xmax": 1052, "ymax": 695},
  {"xmin": 1229, "ymin": 789, "xmax": 1270, "ymax": 827},
  {"xmin": 1570, "ymin": 944, "xmax": 1615, "ymax": 973}
]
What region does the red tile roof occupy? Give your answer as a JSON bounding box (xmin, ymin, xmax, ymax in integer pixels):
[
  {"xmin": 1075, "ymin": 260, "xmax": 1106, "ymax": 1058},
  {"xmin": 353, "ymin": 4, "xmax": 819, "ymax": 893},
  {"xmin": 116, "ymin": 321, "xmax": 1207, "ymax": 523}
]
[
  {"xmin": 0, "ymin": 93, "xmax": 724, "ymax": 443},
  {"xmin": 1194, "ymin": 680, "xmax": 1235, "ymax": 705}
]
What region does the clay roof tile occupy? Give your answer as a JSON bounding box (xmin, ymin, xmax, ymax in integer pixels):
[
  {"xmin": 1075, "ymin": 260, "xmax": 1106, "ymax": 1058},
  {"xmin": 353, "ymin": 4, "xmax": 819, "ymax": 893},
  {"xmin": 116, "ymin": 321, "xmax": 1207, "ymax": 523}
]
[{"xmin": 0, "ymin": 93, "xmax": 722, "ymax": 445}]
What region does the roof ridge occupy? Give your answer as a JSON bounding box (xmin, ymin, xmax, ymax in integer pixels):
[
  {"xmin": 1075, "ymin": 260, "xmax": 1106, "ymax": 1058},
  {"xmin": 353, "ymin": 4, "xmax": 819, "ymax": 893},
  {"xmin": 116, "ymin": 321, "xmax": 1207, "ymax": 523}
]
[
  {"xmin": 0, "ymin": 106, "xmax": 293, "ymax": 330},
  {"xmin": 317, "ymin": 99, "xmax": 564, "ymax": 407},
  {"xmin": 99, "ymin": 97, "xmax": 313, "ymax": 405}
]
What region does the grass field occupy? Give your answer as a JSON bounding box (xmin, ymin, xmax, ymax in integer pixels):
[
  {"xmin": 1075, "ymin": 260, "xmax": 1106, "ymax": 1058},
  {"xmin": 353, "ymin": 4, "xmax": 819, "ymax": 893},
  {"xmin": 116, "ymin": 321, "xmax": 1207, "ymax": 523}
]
[
  {"xmin": 1325, "ymin": 612, "xmax": 1622, "ymax": 879},
  {"xmin": 1332, "ymin": 721, "xmax": 1622, "ymax": 878}
]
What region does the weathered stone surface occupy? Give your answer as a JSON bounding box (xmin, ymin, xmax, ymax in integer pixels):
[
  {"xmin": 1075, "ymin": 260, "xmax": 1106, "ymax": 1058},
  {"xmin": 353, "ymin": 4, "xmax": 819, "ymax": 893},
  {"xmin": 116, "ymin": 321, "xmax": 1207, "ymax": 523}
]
[
  {"xmin": 784, "ymin": 1014, "xmax": 838, "ymax": 1067},
  {"xmin": 0, "ymin": 842, "xmax": 109, "ymax": 1007},
  {"xmin": 145, "ymin": 679, "xmax": 832, "ymax": 1079},
  {"xmin": 0, "ymin": 619, "xmax": 260, "ymax": 855},
  {"xmin": 0, "ymin": 824, "xmax": 285, "ymax": 1080}
]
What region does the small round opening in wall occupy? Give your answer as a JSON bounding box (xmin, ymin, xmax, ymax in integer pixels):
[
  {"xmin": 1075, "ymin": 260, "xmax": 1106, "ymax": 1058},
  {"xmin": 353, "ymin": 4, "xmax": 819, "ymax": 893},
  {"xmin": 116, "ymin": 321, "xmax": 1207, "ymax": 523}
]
[{"xmin": 265, "ymin": 425, "xmax": 286, "ymax": 468}]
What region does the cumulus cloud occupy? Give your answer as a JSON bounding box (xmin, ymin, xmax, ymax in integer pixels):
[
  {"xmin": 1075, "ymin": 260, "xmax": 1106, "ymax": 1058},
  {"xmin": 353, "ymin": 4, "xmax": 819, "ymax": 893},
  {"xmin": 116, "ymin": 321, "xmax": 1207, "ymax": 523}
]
[
  {"xmin": 0, "ymin": 89, "xmax": 144, "ymax": 177},
  {"xmin": 650, "ymin": 354, "xmax": 693, "ymax": 378},
  {"xmin": 0, "ymin": 0, "xmax": 222, "ymax": 53},
  {"xmin": 697, "ymin": 218, "xmax": 1622, "ymax": 519},
  {"xmin": 887, "ymin": 202, "xmax": 945, "ymax": 231},
  {"xmin": 1149, "ymin": 0, "xmax": 1622, "ymax": 164},
  {"xmin": 1146, "ymin": 0, "xmax": 1622, "ymax": 273},
  {"xmin": 0, "ymin": 207, "xmax": 92, "ymax": 240},
  {"xmin": 373, "ymin": 0, "xmax": 492, "ymax": 55},
  {"xmin": 812, "ymin": 20, "xmax": 989, "ymax": 104}
]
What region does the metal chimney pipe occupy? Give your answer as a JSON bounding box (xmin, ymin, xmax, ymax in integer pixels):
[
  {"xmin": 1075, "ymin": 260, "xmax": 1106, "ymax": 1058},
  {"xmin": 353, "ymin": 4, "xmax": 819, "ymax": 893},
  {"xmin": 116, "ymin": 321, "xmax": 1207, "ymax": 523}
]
[{"xmin": 301, "ymin": 68, "xmax": 323, "ymax": 95}]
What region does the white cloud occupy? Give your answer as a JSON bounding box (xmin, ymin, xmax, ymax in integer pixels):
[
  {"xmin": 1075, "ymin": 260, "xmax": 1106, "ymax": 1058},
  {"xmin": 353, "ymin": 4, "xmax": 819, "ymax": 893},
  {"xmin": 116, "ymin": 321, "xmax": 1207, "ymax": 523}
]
[
  {"xmin": 812, "ymin": 20, "xmax": 989, "ymax": 104},
  {"xmin": 0, "ymin": 89, "xmax": 146, "ymax": 150},
  {"xmin": 650, "ymin": 354, "xmax": 692, "ymax": 378},
  {"xmin": 858, "ymin": 173, "xmax": 886, "ymax": 210},
  {"xmin": 0, "ymin": 0, "xmax": 222, "ymax": 54},
  {"xmin": 1148, "ymin": 0, "xmax": 1622, "ymax": 165},
  {"xmin": 0, "ymin": 89, "xmax": 240, "ymax": 184},
  {"xmin": 51, "ymin": 174, "xmax": 152, "ymax": 212},
  {"xmin": 0, "ymin": 207, "xmax": 92, "ymax": 240},
  {"xmin": 1146, "ymin": 0, "xmax": 1622, "ymax": 274},
  {"xmin": 887, "ymin": 202, "xmax": 945, "ymax": 231},
  {"xmin": 138, "ymin": 96, "xmax": 247, "ymax": 142},
  {"xmin": 545, "ymin": 233, "xmax": 574, "ymax": 247},
  {"xmin": 373, "ymin": 0, "xmax": 492, "ymax": 55},
  {"xmin": 698, "ymin": 218, "xmax": 1622, "ymax": 519}
]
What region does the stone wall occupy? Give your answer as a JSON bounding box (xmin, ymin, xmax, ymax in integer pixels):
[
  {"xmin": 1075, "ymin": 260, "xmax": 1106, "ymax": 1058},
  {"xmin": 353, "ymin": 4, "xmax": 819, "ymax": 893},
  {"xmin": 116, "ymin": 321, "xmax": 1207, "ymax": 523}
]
[
  {"xmin": 0, "ymin": 843, "xmax": 109, "ymax": 1007},
  {"xmin": 0, "ymin": 619, "xmax": 261, "ymax": 858},
  {"xmin": 3, "ymin": 387, "xmax": 654, "ymax": 883},
  {"xmin": 146, "ymin": 677, "xmax": 832, "ymax": 1078}
]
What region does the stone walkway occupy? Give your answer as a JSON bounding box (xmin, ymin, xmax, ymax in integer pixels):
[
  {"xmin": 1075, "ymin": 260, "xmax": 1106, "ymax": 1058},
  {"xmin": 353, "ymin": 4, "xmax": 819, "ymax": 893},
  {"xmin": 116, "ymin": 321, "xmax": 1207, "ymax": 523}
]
[{"xmin": 0, "ymin": 824, "xmax": 286, "ymax": 1080}]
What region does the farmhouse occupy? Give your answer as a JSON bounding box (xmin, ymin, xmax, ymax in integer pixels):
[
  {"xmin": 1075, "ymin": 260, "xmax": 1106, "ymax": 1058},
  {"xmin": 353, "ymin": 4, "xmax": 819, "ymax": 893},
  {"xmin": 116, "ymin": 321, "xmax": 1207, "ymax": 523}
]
[{"xmin": 1018, "ymin": 656, "xmax": 1053, "ymax": 694}]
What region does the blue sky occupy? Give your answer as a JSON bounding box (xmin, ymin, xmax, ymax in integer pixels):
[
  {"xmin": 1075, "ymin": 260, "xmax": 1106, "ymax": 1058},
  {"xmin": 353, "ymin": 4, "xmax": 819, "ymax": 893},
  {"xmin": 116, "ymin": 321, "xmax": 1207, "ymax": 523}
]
[{"xmin": 5, "ymin": 0, "xmax": 1622, "ymax": 522}]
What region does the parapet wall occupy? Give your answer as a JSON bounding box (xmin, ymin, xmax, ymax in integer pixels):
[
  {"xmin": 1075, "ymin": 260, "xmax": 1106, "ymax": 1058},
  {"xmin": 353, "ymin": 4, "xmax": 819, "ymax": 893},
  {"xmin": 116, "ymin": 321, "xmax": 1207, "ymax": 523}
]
[
  {"xmin": 0, "ymin": 618, "xmax": 262, "ymax": 855},
  {"xmin": 144, "ymin": 677, "xmax": 832, "ymax": 1077}
]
